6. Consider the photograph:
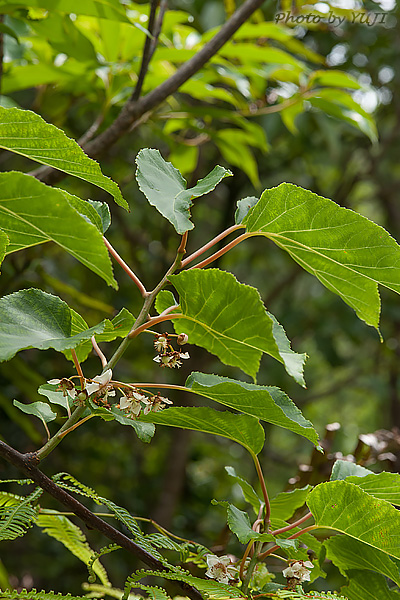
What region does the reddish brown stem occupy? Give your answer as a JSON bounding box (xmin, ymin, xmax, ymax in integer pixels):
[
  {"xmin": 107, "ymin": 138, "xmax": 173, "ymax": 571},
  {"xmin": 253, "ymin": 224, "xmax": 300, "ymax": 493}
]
[
  {"xmin": 71, "ymin": 349, "xmax": 85, "ymax": 391},
  {"xmin": 177, "ymin": 231, "xmax": 188, "ymax": 255},
  {"xmin": 128, "ymin": 313, "xmax": 184, "ymax": 339},
  {"xmin": 271, "ymin": 512, "xmax": 313, "ymax": 536},
  {"xmin": 253, "ymin": 455, "xmax": 271, "ymax": 531},
  {"xmin": 181, "ymin": 225, "xmax": 243, "ymax": 268},
  {"xmin": 188, "ymin": 233, "xmax": 253, "ymax": 270},
  {"xmin": 103, "ymin": 236, "xmax": 148, "ymax": 297}
]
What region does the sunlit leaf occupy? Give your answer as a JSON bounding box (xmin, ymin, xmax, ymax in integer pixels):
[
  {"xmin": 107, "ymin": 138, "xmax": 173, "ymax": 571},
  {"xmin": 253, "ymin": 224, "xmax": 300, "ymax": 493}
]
[
  {"xmin": 0, "ymin": 0, "xmax": 131, "ymax": 22},
  {"xmin": 244, "ymin": 183, "xmax": 400, "ymax": 329},
  {"xmin": 169, "ymin": 269, "xmax": 306, "ymax": 385},
  {"xmin": 341, "ymin": 570, "xmax": 400, "ymax": 600},
  {"xmin": 185, "ymin": 372, "xmax": 319, "ymax": 446},
  {"xmin": 0, "ymin": 172, "xmax": 116, "ymax": 288},
  {"xmin": 0, "ymin": 107, "xmax": 127, "ymax": 209}
]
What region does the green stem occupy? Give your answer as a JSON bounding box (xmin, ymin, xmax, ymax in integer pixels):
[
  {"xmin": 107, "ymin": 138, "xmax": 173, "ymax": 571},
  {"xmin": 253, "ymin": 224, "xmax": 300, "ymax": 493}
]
[
  {"xmin": 242, "ymin": 540, "xmax": 263, "ymax": 595},
  {"xmin": 36, "ymin": 404, "xmax": 87, "ymax": 462}
]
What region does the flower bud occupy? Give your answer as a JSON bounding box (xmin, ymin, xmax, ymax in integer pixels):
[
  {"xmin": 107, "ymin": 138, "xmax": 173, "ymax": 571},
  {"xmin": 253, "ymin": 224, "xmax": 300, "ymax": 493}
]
[{"xmin": 177, "ymin": 333, "xmax": 189, "ymax": 345}]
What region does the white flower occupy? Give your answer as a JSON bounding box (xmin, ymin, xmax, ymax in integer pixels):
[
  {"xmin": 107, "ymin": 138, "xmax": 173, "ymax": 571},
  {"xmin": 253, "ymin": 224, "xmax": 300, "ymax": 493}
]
[
  {"xmin": 153, "ymin": 351, "xmax": 190, "ymax": 369},
  {"xmin": 85, "ymin": 369, "xmax": 113, "ymax": 396},
  {"xmin": 205, "ymin": 554, "xmax": 237, "ymax": 584},
  {"xmin": 47, "ymin": 377, "xmax": 77, "ymax": 398},
  {"xmin": 154, "ymin": 334, "xmax": 169, "ymax": 353},
  {"xmin": 120, "ymin": 395, "xmax": 142, "ymax": 416},
  {"xmin": 282, "ymin": 560, "xmax": 313, "ymax": 582},
  {"xmin": 152, "ymin": 395, "xmax": 173, "ymax": 412},
  {"xmin": 47, "ymin": 378, "xmax": 62, "ymax": 385}
]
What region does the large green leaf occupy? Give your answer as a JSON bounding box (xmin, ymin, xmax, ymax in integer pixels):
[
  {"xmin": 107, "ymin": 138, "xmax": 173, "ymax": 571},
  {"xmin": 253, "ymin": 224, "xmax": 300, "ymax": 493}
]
[
  {"xmin": 141, "ymin": 406, "xmax": 264, "ymax": 456},
  {"xmin": 135, "ymin": 149, "xmax": 232, "ymax": 234},
  {"xmin": 0, "ymin": 289, "xmax": 106, "ymax": 361},
  {"xmin": 0, "ymin": 107, "xmax": 127, "ymax": 209},
  {"xmin": 346, "ymin": 473, "xmax": 400, "ymax": 507},
  {"xmin": 0, "ymin": 172, "xmax": 116, "ymax": 287},
  {"xmin": 341, "ymin": 570, "xmax": 400, "ymax": 600},
  {"xmin": 169, "ymin": 269, "xmax": 306, "ymax": 385},
  {"xmin": 0, "ymin": 230, "xmax": 8, "ymax": 264},
  {"xmin": 0, "ymin": 0, "xmax": 131, "ymax": 21},
  {"xmin": 307, "ymin": 480, "xmax": 400, "ymax": 559},
  {"xmin": 184, "ymin": 372, "xmax": 319, "ymax": 446},
  {"xmin": 324, "ymin": 535, "xmax": 400, "ymax": 587},
  {"xmin": 243, "ymin": 183, "xmax": 400, "ymax": 329}
]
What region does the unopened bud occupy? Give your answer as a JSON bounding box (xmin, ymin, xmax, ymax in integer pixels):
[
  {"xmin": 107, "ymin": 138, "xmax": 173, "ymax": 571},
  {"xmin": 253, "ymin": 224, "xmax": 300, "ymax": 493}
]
[{"xmin": 177, "ymin": 333, "xmax": 189, "ymax": 345}]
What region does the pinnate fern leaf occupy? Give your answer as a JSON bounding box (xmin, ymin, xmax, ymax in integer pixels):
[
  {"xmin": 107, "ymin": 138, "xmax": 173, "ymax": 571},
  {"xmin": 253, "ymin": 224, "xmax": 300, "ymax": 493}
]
[
  {"xmin": 88, "ymin": 544, "xmax": 121, "ymax": 583},
  {"xmin": 0, "ymin": 488, "xmax": 41, "ymax": 541},
  {"xmin": 36, "ymin": 511, "xmax": 110, "ymax": 586},
  {"xmin": 0, "ymin": 589, "xmax": 90, "ymax": 600}
]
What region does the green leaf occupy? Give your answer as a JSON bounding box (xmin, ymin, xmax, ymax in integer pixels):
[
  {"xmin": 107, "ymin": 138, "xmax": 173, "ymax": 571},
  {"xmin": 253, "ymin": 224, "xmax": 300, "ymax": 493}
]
[
  {"xmin": 212, "ymin": 500, "xmax": 272, "ymax": 544},
  {"xmin": 185, "ymin": 372, "xmax": 319, "ymax": 446},
  {"xmin": 0, "ymin": 107, "xmax": 127, "ymax": 209},
  {"xmin": 309, "ymin": 70, "xmax": 362, "ymax": 90},
  {"xmin": 0, "ymin": 289, "xmax": 106, "ymax": 361},
  {"xmin": 135, "ymin": 149, "xmax": 232, "ymax": 234},
  {"xmin": 330, "ymin": 459, "xmax": 372, "ymax": 481},
  {"xmin": 110, "ymin": 407, "xmax": 155, "ymax": 443},
  {"xmin": 270, "ymin": 486, "xmax": 312, "ymax": 521},
  {"xmin": 346, "ymin": 473, "xmax": 400, "ymax": 507},
  {"xmin": 0, "ymin": 230, "xmax": 8, "ymax": 264},
  {"xmin": 341, "ymin": 570, "xmax": 400, "ymax": 600},
  {"xmin": 155, "ymin": 290, "xmax": 179, "ymax": 314},
  {"xmin": 0, "ymin": 172, "xmax": 116, "ymax": 288},
  {"xmin": 169, "ymin": 269, "xmax": 306, "ymax": 385},
  {"xmin": 38, "ymin": 384, "xmax": 71, "ymax": 412},
  {"xmin": 87, "ymin": 399, "xmax": 115, "ymax": 421},
  {"xmin": 235, "ymin": 196, "xmax": 258, "ymax": 224},
  {"xmin": 307, "ymin": 480, "xmax": 400, "ymax": 559},
  {"xmin": 13, "ymin": 400, "xmax": 57, "ymax": 425},
  {"xmin": 0, "ymin": 22, "xmax": 19, "ymax": 42},
  {"xmin": 324, "ymin": 535, "xmax": 400, "ymax": 587},
  {"xmin": 275, "ymin": 538, "xmax": 299, "ymax": 550},
  {"xmin": 141, "ymin": 406, "xmax": 265, "ymax": 456},
  {"xmin": 243, "ymin": 183, "xmax": 400, "ymax": 329},
  {"xmin": 225, "ymin": 466, "xmax": 262, "ymax": 514}
]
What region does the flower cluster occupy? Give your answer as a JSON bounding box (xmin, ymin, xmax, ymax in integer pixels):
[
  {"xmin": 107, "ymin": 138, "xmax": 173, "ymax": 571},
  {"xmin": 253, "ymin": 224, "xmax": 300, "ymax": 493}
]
[
  {"xmin": 153, "ymin": 332, "xmax": 190, "ymax": 368},
  {"xmin": 205, "ymin": 554, "xmax": 237, "ymax": 585},
  {"xmin": 282, "ymin": 560, "xmax": 314, "ymax": 583},
  {"xmin": 48, "ymin": 369, "xmax": 115, "ymax": 403},
  {"xmin": 119, "ymin": 390, "xmax": 172, "ymax": 417}
]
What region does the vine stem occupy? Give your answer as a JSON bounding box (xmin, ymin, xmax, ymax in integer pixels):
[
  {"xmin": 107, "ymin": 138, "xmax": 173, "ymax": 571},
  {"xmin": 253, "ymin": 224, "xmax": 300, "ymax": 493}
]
[
  {"xmin": 181, "ymin": 225, "xmax": 243, "ymax": 268},
  {"xmin": 71, "ymin": 348, "xmax": 85, "ymax": 391},
  {"xmin": 103, "ymin": 236, "xmax": 148, "ymax": 298},
  {"xmin": 188, "ymin": 232, "xmax": 256, "ymax": 270},
  {"xmin": 128, "ymin": 312, "xmax": 184, "ymax": 339},
  {"xmin": 271, "ymin": 512, "xmax": 313, "ymax": 536}
]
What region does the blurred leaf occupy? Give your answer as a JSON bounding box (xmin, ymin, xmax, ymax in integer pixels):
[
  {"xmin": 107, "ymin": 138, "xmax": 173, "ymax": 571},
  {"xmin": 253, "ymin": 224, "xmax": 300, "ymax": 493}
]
[
  {"xmin": 0, "ymin": 0, "xmax": 131, "ymax": 22},
  {"xmin": 307, "ymin": 481, "xmax": 400, "ymax": 559},
  {"xmin": 185, "ymin": 372, "xmax": 319, "ymax": 446},
  {"xmin": 0, "ymin": 289, "xmax": 106, "ymax": 361},
  {"xmin": 309, "ymin": 69, "xmax": 361, "ymax": 90},
  {"xmin": 135, "ymin": 148, "xmax": 232, "ymax": 234},
  {"xmin": 169, "ymin": 269, "xmax": 306, "ymax": 385},
  {"xmin": 0, "ymin": 107, "xmax": 127, "ymax": 209},
  {"xmin": 0, "ymin": 172, "xmax": 117, "ymax": 287},
  {"xmin": 243, "ymin": 183, "xmax": 400, "ymax": 329},
  {"xmin": 142, "ymin": 406, "xmax": 265, "ymax": 455},
  {"xmin": 0, "ymin": 22, "xmax": 19, "ymax": 42}
]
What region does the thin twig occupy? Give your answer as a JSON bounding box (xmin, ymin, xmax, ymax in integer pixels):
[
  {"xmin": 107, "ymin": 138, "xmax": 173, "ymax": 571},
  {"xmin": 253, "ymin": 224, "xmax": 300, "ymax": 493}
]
[
  {"xmin": 57, "ymin": 414, "xmax": 94, "ymax": 439},
  {"xmin": 271, "ymin": 512, "xmax": 313, "ymax": 536},
  {"xmin": 103, "ymin": 236, "xmax": 148, "ymax": 298},
  {"xmin": 128, "ymin": 312, "xmax": 184, "ymax": 339},
  {"xmin": 258, "ymin": 525, "xmax": 317, "ymax": 560},
  {"xmin": 91, "ymin": 336, "xmax": 108, "ymax": 368},
  {"xmin": 71, "ymin": 349, "xmax": 85, "ymax": 391},
  {"xmin": 181, "ymin": 225, "xmax": 243, "ymax": 268}
]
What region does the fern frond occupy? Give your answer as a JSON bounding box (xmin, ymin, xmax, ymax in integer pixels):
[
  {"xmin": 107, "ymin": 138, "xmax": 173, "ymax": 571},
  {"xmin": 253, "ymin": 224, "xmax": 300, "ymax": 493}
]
[
  {"xmin": 87, "ymin": 544, "xmax": 121, "ymax": 583},
  {"xmin": 82, "ymin": 584, "xmax": 141, "ymax": 600},
  {"xmin": 135, "ymin": 584, "xmax": 171, "ymax": 600},
  {"xmin": 0, "ymin": 479, "xmax": 34, "ymax": 486},
  {"xmin": 125, "ymin": 568, "xmax": 244, "ymax": 599},
  {"xmin": 144, "ymin": 533, "xmax": 187, "ymax": 553},
  {"xmin": 272, "ymin": 590, "xmax": 347, "ymax": 599},
  {"xmin": 0, "ymin": 589, "xmax": 88, "ymax": 600},
  {"xmin": 36, "ymin": 511, "xmax": 110, "ymax": 586},
  {"xmin": 53, "ymin": 473, "xmax": 99, "ymax": 502},
  {"xmin": 0, "ymin": 487, "xmax": 42, "ymax": 541}
]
